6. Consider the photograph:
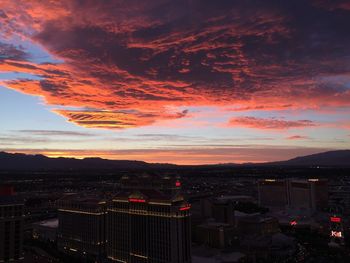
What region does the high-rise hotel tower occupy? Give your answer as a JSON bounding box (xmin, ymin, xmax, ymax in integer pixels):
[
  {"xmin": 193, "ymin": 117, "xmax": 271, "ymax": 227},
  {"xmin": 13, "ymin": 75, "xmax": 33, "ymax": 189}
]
[
  {"xmin": 107, "ymin": 176, "xmax": 191, "ymax": 263},
  {"xmin": 57, "ymin": 176, "xmax": 191, "ymax": 263}
]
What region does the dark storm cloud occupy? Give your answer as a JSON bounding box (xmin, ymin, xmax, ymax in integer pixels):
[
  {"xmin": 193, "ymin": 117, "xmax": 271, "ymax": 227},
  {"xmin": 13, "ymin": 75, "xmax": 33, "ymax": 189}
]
[{"xmin": 1, "ymin": 0, "xmax": 350, "ymax": 128}]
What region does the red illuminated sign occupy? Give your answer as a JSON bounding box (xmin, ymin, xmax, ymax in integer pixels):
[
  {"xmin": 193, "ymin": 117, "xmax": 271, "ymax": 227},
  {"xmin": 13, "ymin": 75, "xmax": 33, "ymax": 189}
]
[
  {"xmin": 175, "ymin": 181, "xmax": 181, "ymax": 187},
  {"xmin": 290, "ymin": 220, "xmax": 297, "ymax": 226},
  {"xmin": 179, "ymin": 204, "xmax": 191, "ymax": 211},
  {"xmin": 330, "ymin": 217, "xmax": 341, "ymax": 223},
  {"xmin": 129, "ymin": 198, "xmax": 146, "ymax": 203},
  {"xmin": 0, "ymin": 186, "xmax": 14, "ymax": 196}
]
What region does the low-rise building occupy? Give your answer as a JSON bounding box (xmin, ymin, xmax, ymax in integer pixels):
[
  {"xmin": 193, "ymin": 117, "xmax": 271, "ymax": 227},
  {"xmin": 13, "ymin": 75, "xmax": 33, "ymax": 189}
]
[
  {"xmin": 32, "ymin": 218, "xmax": 58, "ymax": 242},
  {"xmin": 236, "ymin": 215, "xmax": 279, "ymax": 237},
  {"xmin": 194, "ymin": 222, "xmax": 237, "ymax": 249}
]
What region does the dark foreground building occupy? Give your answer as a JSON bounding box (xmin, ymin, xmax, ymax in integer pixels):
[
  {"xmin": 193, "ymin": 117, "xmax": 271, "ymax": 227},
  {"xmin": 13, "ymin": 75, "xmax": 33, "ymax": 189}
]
[
  {"xmin": 57, "ymin": 175, "xmax": 192, "ymax": 263},
  {"xmin": 120, "ymin": 174, "xmax": 182, "ymax": 195},
  {"xmin": 0, "ymin": 186, "xmax": 24, "ymax": 263},
  {"xmin": 107, "ymin": 190, "xmax": 192, "ymax": 263},
  {"xmin": 57, "ymin": 195, "xmax": 107, "ymax": 262}
]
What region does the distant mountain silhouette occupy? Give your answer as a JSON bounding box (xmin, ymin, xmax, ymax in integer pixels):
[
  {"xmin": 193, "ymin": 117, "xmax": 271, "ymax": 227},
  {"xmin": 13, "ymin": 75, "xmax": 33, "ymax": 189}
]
[
  {"xmin": 0, "ymin": 152, "xmax": 176, "ymax": 171},
  {"xmin": 265, "ymin": 150, "xmax": 350, "ymax": 167},
  {"xmin": 0, "ymin": 150, "xmax": 349, "ymax": 171}
]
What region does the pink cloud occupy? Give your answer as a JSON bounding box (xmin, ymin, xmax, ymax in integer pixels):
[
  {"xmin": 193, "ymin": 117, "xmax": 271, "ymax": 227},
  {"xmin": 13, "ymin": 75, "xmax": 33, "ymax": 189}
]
[
  {"xmin": 286, "ymin": 135, "xmax": 310, "ymax": 140},
  {"xmin": 228, "ymin": 116, "xmax": 317, "ymax": 130}
]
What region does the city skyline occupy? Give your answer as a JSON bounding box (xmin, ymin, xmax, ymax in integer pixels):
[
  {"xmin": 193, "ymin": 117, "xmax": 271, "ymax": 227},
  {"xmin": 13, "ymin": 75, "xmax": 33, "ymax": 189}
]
[{"xmin": 1, "ymin": 0, "xmax": 350, "ymax": 164}]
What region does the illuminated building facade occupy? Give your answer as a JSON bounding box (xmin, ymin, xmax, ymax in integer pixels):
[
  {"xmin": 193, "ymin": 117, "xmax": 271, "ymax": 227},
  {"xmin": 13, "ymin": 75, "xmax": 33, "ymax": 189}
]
[
  {"xmin": 0, "ymin": 186, "xmax": 24, "ymax": 263},
  {"xmin": 57, "ymin": 196, "xmax": 107, "ymax": 262},
  {"xmin": 107, "ymin": 190, "xmax": 192, "ymax": 263}
]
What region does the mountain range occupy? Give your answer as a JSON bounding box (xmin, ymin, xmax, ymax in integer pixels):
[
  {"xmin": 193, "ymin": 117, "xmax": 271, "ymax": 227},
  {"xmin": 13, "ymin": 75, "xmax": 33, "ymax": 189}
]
[
  {"xmin": 265, "ymin": 150, "xmax": 350, "ymax": 167},
  {"xmin": 0, "ymin": 150, "xmax": 349, "ymax": 171}
]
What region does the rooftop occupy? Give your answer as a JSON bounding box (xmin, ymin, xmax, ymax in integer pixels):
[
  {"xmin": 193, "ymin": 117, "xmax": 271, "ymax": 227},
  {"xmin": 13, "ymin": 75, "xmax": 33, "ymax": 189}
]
[{"xmin": 35, "ymin": 218, "xmax": 59, "ymax": 229}]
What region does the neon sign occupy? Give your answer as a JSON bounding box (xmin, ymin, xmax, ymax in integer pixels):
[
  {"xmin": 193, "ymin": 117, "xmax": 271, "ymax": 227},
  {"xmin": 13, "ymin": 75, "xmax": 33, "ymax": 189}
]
[
  {"xmin": 331, "ymin": 231, "xmax": 342, "ymax": 238},
  {"xmin": 179, "ymin": 204, "xmax": 191, "ymax": 211},
  {"xmin": 330, "ymin": 217, "xmax": 341, "ymax": 223},
  {"xmin": 290, "ymin": 220, "xmax": 297, "ymax": 226},
  {"xmin": 129, "ymin": 198, "xmax": 146, "ymax": 203}
]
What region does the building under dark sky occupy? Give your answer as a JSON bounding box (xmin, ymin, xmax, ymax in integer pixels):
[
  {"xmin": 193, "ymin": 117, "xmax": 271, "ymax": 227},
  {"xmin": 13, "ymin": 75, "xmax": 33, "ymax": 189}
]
[{"xmin": 0, "ymin": 186, "xmax": 24, "ymax": 263}]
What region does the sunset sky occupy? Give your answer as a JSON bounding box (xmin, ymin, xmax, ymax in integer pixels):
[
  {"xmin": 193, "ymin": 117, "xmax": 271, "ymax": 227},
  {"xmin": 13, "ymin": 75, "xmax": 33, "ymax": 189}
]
[{"xmin": 1, "ymin": 0, "xmax": 350, "ymax": 164}]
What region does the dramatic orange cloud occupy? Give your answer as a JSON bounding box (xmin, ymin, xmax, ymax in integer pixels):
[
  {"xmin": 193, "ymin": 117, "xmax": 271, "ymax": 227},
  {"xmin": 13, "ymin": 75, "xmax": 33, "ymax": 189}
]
[
  {"xmin": 1, "ymin": 0, "xmax": 350, "ymax": 129},
  {"xmin": 54, "ymin": 109, "xmax": 188, "ymax": 129}
]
